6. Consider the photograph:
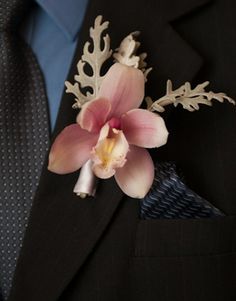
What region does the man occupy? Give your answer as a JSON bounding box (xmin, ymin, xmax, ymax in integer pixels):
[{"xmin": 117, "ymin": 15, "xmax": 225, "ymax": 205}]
[{"xmin": 0, "ymin": 0, "xmax": 235, "ymax": 300}]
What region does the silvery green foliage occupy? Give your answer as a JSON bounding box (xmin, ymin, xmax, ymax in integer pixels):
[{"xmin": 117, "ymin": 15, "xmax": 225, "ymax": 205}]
[
  {"xmin": 113, "ymin": 32, "xmax": 152, "ymax": 82},
  {"xmin": 65, "ymin": 16, "xmax": 112, "ymax": 109},
  {"xmin": 147, "ymin": 80, "xmax": 235, "ymax": 112}
]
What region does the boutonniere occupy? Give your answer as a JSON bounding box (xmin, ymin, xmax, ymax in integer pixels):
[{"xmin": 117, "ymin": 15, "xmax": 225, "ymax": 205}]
[{"xmin": 48, "ymin": 16, "xmax": 235, "ymax": 199}]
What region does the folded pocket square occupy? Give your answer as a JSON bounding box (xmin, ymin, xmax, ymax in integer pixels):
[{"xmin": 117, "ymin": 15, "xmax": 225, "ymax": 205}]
[{"xmin": 140, "ymin": 162, "xmax": 225, "ymax": 219}]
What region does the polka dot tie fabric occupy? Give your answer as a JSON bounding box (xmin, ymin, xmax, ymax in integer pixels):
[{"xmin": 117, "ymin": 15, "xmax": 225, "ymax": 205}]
[{"xmin": 0, "ymin": 1, "xmax": 50, "ymax": 300}]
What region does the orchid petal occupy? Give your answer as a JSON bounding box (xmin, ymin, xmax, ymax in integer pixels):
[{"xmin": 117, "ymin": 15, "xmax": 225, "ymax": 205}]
[
  {"xmin": 91, "ymin": 124, "xmax": 129, "ymax": 179},
  {"xmin": 115, "ymin": 146, "xmax": 154, "ymax": 198},
  {"xmin": 77, "ymin": 98, "xmax": 111, "ymax": 133},
  {"xmin": 48, "ymin": 124, "xmax": 98, "ymax": 174},
  {"xmin": 98, "ymin": 63, "xmax": 145, "ymax": 118},
  {"xmin": 121, "ymin": 109, "xmax": 169, "ymax": 148}
]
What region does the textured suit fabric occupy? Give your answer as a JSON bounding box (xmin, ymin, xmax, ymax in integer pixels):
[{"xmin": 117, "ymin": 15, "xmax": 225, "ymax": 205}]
[
  {"xmin": 0, "ymin": 0, "xmax": 50, "ymax": 299},
  {"xmin": 4, "ymin": 0, "xmax": 236, "ymax": 300}
]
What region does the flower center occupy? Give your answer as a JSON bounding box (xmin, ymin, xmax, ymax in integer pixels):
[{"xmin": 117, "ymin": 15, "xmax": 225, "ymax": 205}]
[
  {"xmin": 99, "ymin": 137, "xmax": 116, "ymax": 167},
  {"xmin": 91, "ymin": 123, "xmax": 129, "ymax": 179},
  {"xmin": 108, "ymin": 117, "xmax": 121, "ymax": 130}
]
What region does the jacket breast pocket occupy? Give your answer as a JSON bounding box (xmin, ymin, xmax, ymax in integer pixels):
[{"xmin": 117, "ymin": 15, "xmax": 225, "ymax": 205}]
[{"xmin": 133, "ymin": 215, "xmax": 236, "ymax": 257}]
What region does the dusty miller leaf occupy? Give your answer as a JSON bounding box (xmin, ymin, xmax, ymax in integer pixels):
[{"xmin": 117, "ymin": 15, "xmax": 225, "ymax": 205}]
[
  {"xmin": 65, "ymin": 15, "xmax": 112, "ymax": 109},
  {"xmin": 148, "ymin": 80, "xmax": 235, "ymax": 112},
  {"xmin": 113, "ymin": 32, "xmax": 152, "ymax": 82},
  {"xmin": 113, "ymin": 31, "xmax": 140, "ymax": 68}
]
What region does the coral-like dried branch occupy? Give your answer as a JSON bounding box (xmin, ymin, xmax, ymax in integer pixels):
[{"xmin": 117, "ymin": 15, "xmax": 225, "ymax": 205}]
[
  {"xmin": 147, "ymin": 80, "xmax": 235, "ymax": 112},
  {"xmin": 113, "ymin": 32, "xmax": 152, "ymax": 81},
  {"xmin": 65, "ymin": 15, "xmax": 112, "ymax": 109}
]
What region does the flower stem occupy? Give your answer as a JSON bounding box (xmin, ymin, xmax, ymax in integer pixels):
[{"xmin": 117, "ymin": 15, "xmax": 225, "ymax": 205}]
[{"xmin": 73, "ymin": 160, "xmax": 97, "ymax": 198}]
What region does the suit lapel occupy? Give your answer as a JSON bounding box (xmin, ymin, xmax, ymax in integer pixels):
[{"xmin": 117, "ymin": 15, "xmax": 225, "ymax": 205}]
[{"xmin": 8, "ymin": 0, "xmax": 211, "ymax": 300}]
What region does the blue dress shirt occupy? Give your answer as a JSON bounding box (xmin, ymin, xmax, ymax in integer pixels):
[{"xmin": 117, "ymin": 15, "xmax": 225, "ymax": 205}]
[{"xmin": 21, "ymin": 0, "xmax": 89, "ymax": 130}]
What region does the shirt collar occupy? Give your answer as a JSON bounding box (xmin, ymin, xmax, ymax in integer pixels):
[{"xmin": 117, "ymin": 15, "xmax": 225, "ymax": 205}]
[{"xmin": 36, "ymin": 0, "xmax": 89, "ymax": 41}]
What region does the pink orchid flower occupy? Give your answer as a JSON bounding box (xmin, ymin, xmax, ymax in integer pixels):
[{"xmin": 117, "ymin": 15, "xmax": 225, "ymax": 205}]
[{"xmin": 48, "ymin": 63, "xmax": 168, "ymax": 198}]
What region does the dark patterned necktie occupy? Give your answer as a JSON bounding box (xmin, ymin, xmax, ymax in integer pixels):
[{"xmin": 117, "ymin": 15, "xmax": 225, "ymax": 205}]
[
  {"xmin": 0, "ymin": 0, "xmax": 50, "ymax": 299},
  {"xmin": 140, "ymin": 162, "xmax": 224, "ymax": 219}
]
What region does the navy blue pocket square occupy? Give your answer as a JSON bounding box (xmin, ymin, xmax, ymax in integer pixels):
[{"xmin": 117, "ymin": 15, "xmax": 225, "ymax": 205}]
[{"xmin": 140, "ymin": 162, "xmax": 225, "ymax": 220}]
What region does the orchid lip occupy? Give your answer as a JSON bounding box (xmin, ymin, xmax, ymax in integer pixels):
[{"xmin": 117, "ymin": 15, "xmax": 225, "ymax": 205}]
[{"xmin": 91, "ymin": 123, "xmax": 129, "ymax": 179}]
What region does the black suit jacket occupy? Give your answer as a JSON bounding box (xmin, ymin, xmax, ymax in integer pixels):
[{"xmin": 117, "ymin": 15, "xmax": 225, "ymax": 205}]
[{"xmin": 8, "ymin": 0, "xmax": 236, "ymax": 300}]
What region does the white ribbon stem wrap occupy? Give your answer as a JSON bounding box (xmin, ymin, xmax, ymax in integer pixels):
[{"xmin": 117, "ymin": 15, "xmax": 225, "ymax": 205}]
[{"xmin": 73, "ymin": 160, "xmax": 97, "ymax": 198}]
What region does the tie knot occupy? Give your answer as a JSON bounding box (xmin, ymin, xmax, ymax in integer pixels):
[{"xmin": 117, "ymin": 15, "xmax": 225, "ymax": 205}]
[{"xmin": 0, "ymin": 0, "xmax": 31, "ymax": 32}]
